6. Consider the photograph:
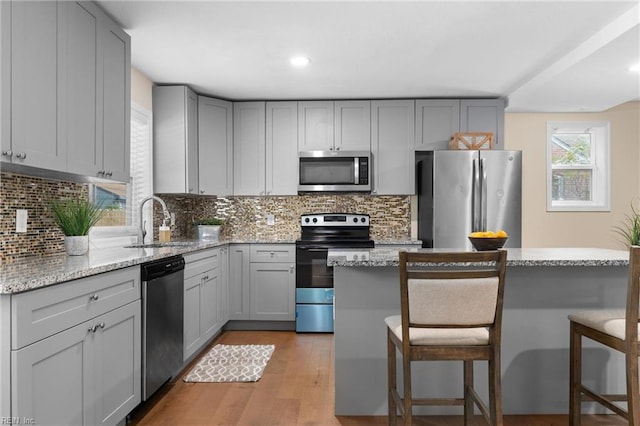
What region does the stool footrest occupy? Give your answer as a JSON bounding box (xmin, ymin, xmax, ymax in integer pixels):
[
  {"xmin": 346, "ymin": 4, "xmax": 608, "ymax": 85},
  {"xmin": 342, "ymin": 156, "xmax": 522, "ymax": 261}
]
[{"xmin": 581, "ymin": 386, "xmax": 629, "ymax": 418}]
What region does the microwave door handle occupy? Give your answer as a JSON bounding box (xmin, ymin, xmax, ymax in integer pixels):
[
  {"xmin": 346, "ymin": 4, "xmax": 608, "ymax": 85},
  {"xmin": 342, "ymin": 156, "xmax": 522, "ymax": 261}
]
[{"xmin": 354, "ymin": 157, "xmax": 359, "ymax": 184}]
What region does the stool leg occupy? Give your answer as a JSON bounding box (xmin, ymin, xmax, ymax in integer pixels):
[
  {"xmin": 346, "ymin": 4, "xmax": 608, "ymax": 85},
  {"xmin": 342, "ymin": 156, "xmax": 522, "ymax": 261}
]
[
  {"xmin": 403, "ymin": 354, "xmax": 412, "ymax": 426},
  {"xmin": 388, "ymin": 330, "xmax": 397, "ymax": 426},
  {"xmin": 464, "ymin": 360, "xmax": 473, "ymax": 426},
  {"xmin": 626, "ymin": 347, "xmax": 640, "ymax": 425},
  {"xmin": 489, "ymin": 353, "xmax": 503, "ymax": 426},
  {"xmin": 569, "ymin": 322, "xmax": 582, "ymax": 426}
]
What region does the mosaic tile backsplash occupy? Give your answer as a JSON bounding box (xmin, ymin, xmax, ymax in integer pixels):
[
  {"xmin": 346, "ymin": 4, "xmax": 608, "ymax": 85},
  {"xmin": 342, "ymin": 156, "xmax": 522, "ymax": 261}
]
[
  {"xmin": 155, "ymin": 194, "xmax": 412, "ymax": 242},
  {"xmin": 1, "ymin": 172, "xmax": 88, "ymax": 263},
  {"xmin": 0, "ymin": 171, "xmax": 411, "ymax": 263}
]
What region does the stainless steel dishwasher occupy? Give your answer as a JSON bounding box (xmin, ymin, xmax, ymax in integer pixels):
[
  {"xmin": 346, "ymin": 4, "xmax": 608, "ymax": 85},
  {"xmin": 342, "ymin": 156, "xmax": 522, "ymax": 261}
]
[{"xmin": 141, "ymin": 255, "xmax": 185, "ymax": 400}]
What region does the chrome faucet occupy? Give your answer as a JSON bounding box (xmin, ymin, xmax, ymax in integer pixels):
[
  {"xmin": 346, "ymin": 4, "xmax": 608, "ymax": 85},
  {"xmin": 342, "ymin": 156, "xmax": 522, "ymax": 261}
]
[{"xmin": 138, "ymin": 196, "xmax": 171, "ymax": 244}]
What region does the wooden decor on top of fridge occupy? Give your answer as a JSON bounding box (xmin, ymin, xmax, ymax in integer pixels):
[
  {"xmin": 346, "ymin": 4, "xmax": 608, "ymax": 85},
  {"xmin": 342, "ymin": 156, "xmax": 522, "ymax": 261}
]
[{"xmin": 449, "ymin": 132, "xmax": 495, "ymax": 150}]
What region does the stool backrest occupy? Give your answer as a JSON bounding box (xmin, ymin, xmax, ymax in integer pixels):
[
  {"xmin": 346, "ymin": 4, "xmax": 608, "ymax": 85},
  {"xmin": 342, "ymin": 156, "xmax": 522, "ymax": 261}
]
[
  {"xmin": 626, "ymin": 246, "xmax": 640, "ymax": 345},
  {"xmin": 398, "ymin": 250, "xmax": 508, "ymax": 341}
]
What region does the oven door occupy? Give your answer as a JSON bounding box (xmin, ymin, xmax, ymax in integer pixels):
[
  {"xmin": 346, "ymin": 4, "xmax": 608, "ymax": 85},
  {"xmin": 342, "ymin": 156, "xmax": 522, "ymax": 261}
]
[{"xmin": 295, "ymin": 245, "xmax": 333, "ymax": 288}]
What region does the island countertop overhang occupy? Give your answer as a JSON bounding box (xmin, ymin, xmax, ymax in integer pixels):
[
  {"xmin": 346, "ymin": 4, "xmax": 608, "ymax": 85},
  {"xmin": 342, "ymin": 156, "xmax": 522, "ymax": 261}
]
[{"xmin": 327, "ymin": 247, "xmax": 629, "ymax": 267}]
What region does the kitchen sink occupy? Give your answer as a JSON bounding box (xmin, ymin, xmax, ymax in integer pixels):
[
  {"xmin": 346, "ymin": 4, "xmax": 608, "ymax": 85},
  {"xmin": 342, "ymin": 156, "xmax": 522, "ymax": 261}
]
[{"xmin": 124, "ymin": 242, "xmax": 197, "ymax": 249}]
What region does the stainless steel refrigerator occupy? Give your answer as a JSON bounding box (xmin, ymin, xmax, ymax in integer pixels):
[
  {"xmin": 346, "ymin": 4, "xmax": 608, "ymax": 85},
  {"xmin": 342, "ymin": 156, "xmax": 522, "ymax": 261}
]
[{"xmin": 417, "ymin": 150, "xmax": 522, "ymax": 249}]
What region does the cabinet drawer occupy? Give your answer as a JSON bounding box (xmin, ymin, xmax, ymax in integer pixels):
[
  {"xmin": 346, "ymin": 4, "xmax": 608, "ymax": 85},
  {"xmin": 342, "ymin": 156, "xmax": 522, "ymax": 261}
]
[
  {"xmin": 184, "ymin": 249, "xmax": 219, "ymax": 278},
  {"xmin": 11, "ymin": 267, "xmax": 140, "ymax": 350},
  {"xmin": 250, "ymin": 244, "xmax": 295, "ymax": 263}
]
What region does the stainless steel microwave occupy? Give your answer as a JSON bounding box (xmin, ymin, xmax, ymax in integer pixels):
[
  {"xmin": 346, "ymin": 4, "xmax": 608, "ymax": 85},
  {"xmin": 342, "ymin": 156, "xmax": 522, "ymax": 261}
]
[{"xmin": 298, "ymin": 151, "xmax": 371, "ymax": 193}]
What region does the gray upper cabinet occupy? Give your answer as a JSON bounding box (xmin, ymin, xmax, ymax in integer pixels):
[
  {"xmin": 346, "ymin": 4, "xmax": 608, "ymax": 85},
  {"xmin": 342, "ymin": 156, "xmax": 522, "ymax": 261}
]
[
  {"xmin": 297, "ymin": 101, "xmax": 334, "ymax": 151},
  {"xmin": 460, "ymin": 99, "xmax": 505, "ymax": 149},
  {"xmin": 2, "ymin": 1, "xmax": 65, "ymax": 171},
  {"xmin": 233, "ymin": 102, "xmax": 266, "ymax": 195},
  {"xmin": 266, "ymin": 101, "xmax": 298, "ymax": 196},
  {"xmin": 371, "ymin": 100, "xmax": 415, "ymax": 195},
  {"xmin": 153, "ymin": 85, "xmax": 199, "ymax": 194},
  {"xmin": 198, "ymin": 96, "xmax": 233, "ymax": 196},
  {"xmin": 414, "ymin": 99, "xmax": 460, "ymax": 150},
  {"xmin": 298, "ymin": 100, "xmax": 371, "ymax": 152},
  {"xmin": 414, "ymin": 98, "xmax": 505, "ymax": 151},
  {"xmin": 0, "ymin": 1, "xmax": 131, "ymax": 181},
  {"xmin": 334, "ymin": 100, "xmax": 371, "ymax": 151},
  {"xmin": 65, "ymin": 1, "xmax": 131, "ymax": 182}
]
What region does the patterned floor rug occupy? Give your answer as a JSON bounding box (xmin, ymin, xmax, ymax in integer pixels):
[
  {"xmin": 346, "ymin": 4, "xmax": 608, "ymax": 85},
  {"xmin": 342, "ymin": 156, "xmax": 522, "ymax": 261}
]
[{"xmin": 183, "ymin": 344, "xmax": 275, "ymax": 383}]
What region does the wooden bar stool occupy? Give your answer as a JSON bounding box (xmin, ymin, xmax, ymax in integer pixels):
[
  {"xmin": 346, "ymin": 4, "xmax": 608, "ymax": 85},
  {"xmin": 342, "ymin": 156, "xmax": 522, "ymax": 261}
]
[
  {"xmin": 386, "ymin": 250, "xmax": 508, "ymax": 426},
  {"xmin": 569, "ymin": 245, "xmax": 640, "ymax": 425}
]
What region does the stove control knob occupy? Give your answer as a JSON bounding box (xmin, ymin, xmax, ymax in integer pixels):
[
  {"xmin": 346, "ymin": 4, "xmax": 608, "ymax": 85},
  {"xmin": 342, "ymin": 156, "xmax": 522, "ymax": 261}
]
[
  {"xmin": 361, "ymin": 217, "xmax": 366, "ymax": 223},
  {"xmin": 353, "ymin": 217, "xmax": 358, "ymax": 223},
  {"xmin": 353, "ymin": 254, "xmax": 359, "ymax": 261},
  {"xmin": 304, "ymin": 217, "xmax": 310, "ymax": 223},
  {"xmin": 312, "ymin": 217, "xmax": 318, "ymax": 223}
]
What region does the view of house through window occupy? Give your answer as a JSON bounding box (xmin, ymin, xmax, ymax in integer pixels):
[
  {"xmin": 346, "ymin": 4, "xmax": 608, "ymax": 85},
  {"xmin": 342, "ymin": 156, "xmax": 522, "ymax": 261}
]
[
  {"xmin": 546, "ymin": 121, "xmax": 610, "ymax": 211},
  {"xmin": 90, "ymin": 103, "xmax": 153, "ymax": 229}
]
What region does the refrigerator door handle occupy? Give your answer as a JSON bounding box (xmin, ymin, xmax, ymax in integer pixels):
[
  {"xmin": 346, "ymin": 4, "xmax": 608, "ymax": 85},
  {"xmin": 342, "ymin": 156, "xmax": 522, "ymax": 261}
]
[
  {"xmin": 481, "ymin": 157, "xmax": 488, "ymax": 231},
  {"xmin": 472, "ymin": 157, "xmax": 481, "ymax": 231}
]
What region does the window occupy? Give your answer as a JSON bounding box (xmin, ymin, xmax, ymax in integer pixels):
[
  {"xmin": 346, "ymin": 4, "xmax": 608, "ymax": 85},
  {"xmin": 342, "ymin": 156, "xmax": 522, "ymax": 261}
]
[
  {"xmin": 546, "ymin": 121, "xmax": 610, "ymax": 211},
  {"xmin": 89, "ymin": 103, "xmax": 153, "ymax": 246}
]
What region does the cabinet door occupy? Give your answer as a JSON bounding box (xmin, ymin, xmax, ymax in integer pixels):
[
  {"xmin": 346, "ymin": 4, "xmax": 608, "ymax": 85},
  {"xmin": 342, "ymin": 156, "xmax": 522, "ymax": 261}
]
[
  {"xmin": 64, "ymin": 1, "xmax": 100, "ymax": 178},
  {"xmin": 266, "ymin": 101, "xmax": 298, "ymax": 195},
  {"xmin": 233, "ymin": 102, "xmax": 266, "ymax": 195},
  {"xmin": 8, "ymin": 1, "xmax": 65, "ymax": 171},
  {"xmin": 228, "ymin": 245, "xmax": 251, "ymax": 320},
  {"xmin": 460, "ymin": 99, "xmax": 505, "ymax": 149},
  {"xmin": 250, "ymin": 263, "xmax": 295, "ymax": 321},
  {"xmin": 153, "ymin": 86, "xmax": 198, "ymax": 194},
  {"xmin": 183, "ymin": 274, "xmax": 203, "ymax": 361},
  {"xmin": 298, "ymin": 101, "xmax": 334, "ymax": 151},
  {"xmin": 12, "ymin": 318, "xmax": 91, "ymax": 425},
  {"xmin": 198, "ymin": 96, "xmax": 233, "ymax": 195},
  {"xmin": 414, "ymin": 99, "xmax": 460, "ymax": 150},
  {"xmin": 92, "ymin": 301, "xmax": 141, "ymax": 426},
  {"xmin": 100, "ymin": 15, "xmax": 131, "ymax": 183},
  {"xmin": 334, "ymin": 100, "xmax": 371, "ymax": 151},
  {"xmin": 371, "ymin": 100, "xmax": 415, "ymax": 195},
  {"xmin": 200, "ymin": 268, "xmax": 219, "ymax": 341}
]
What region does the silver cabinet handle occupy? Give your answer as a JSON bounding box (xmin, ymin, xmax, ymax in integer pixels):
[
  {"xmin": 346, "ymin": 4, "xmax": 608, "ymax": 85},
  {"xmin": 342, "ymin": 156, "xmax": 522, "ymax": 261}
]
[
  {"xmin": 200, "ymin": 189, "xmax": 205, "ymax": 194},
  {"xmin": 2, "ymin": 150, "xmax": 12, "ymax": 158},
  {"xmin": 16, "ymin": 152, "xmax": 26, "ymax": 159},
  {"xmin": 105, "ymin": 171, "xmax": 113, "ymax": 177},
  {"xmin": 89, "ymin": 294, "xmax": 99, "ymax": 301},
  {"xmin": 289, "ymin": 265, "xmax": 294, "ymax": 272},
  {"xmin": 88, "ymin": 322, "xmax": 106, "ymax": 333},
  {"xmin": 98, "ymin": 322, "xmax": 105, "ymax": 329},
  {"xmin": 189, "ymin": 187, "xmax": 194, "ymax": 193},
  {"xmin": 270, "ymin": 251, "xmax": 275, "ymax": 257},
  {"xmin": 335, "ymin": 146, "xmax": 340, "ymax": 151}
]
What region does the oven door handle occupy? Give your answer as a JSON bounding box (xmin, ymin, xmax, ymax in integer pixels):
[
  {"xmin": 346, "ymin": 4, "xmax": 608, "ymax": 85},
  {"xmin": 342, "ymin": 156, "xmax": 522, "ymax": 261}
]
[{"xmin": 296, "ymin": 246, "xmax": 329, "ymax": 251}]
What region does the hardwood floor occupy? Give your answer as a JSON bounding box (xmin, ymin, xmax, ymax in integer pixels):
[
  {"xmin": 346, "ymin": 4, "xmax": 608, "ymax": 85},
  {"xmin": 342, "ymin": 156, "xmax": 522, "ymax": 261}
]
[{"xmin": 128, "ymin": 330, "xmax": 625, "ymax": 426}]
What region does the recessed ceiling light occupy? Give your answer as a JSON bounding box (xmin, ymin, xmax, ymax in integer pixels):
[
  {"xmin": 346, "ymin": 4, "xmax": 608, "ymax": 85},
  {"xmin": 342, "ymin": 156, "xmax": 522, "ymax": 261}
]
[
  {"xmin": 290, "ymin": 56, "xmax": 310, "ymax": 68},
  {"xmin": 629, "ymin": 63, "xmax": 640, "ymax": 73}
]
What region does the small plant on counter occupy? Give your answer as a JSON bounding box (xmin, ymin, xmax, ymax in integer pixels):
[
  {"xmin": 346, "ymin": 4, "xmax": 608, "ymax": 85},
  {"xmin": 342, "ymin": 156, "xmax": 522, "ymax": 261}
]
[
  {"xmin": 192, "ymin": 217, "xmax": 225, "ymax": 226},
  {"xmin": 51, "ymin": 198, "xmax": 105, "ymax": 236},
  {"xmin": 614, "ymin": 201, "xmax": 640, "ymax": 247}
]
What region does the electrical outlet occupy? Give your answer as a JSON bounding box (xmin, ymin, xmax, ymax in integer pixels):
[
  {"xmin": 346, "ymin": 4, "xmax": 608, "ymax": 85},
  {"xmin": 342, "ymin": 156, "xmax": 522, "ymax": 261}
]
[
  {"xmin": 267, "ymin": 214, "xmax": 275, "ymax": 226},
  {"xmin": 16, "ymin": 209, "xmax": 28, "ymax": 233}
]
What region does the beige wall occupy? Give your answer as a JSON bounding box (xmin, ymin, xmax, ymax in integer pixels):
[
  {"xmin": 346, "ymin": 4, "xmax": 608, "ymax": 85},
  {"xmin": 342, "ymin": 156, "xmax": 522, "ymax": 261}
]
[
  {"xmin": 505, "ymin": 101, "xmax": 640, "ymax": 249},
  {"xmin": 131, "ymin": 67, "xmax": 153, "ymax": 111}
]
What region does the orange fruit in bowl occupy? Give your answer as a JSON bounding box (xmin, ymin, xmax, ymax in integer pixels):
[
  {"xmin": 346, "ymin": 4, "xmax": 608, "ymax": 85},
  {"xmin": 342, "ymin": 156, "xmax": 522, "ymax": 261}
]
[{"xmin": 496, "ymin": 230, "xmax": 508, "ymax": 238}]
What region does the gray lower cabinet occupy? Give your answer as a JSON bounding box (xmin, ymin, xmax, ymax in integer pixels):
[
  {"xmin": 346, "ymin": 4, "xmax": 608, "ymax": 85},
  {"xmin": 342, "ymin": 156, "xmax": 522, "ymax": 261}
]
[
  {"xmin": 229, "ymin": 244, "xmax": 296, "ymax": 321},
  {"xmin": 183, "ymin": 248, "xmax": 227, "ymax": 362},
  {"xmin": 12, "ymin": 302, "xmax": 140, "ymax": 425},
  {"xmin": 8, "ymin": 267, "xmax": 141, "ymax": 426}
]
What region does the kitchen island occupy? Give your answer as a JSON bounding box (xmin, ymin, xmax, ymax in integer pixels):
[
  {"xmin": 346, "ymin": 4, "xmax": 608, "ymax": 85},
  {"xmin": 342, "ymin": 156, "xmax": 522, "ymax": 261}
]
[{"xmin": 329, "ymin": 247, "xmax": 630, "ymax": 416}]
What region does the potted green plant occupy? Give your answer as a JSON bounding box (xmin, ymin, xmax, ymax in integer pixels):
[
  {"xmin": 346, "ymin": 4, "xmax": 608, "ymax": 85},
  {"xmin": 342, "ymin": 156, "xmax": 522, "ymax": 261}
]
[
  {"xmin": 193, "ymin": 217, "xmax": 224, "ymax": 241},
  {"xmin": 51, "ymin": 199, "xmax": 105, "ymax": 255},
  {"xmin": 614, "ymin": 201, "xmax": 640, "ymax": 247}
]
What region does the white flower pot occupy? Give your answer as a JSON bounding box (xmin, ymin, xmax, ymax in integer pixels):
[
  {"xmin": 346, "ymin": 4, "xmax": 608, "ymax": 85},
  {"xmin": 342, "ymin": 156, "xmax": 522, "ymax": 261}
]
[
  {"xmin": 195, "ymin": 225, "xmax": 221, "ymax": 241},
  {"xmin": 65, "ymin": 235, "xmax": 89, "ymax": 256}
]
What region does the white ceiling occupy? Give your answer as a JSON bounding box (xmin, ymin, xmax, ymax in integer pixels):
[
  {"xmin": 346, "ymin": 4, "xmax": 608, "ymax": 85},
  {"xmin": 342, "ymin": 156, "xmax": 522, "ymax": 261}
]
[{"xmin": 97, "ymin": 0, "xmax": 640, "ymax": 112}]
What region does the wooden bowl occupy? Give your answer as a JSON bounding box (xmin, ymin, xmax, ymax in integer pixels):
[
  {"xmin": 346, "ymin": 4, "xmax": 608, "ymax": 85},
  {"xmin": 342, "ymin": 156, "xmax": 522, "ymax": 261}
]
[{"xmin": 468, "ymin": 237, "xmax": 508, "ymax": 251}]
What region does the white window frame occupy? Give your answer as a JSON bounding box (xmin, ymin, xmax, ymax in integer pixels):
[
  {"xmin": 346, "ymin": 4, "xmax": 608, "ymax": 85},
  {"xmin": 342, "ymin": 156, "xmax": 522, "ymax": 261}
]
[
  {"xmin": 89, "ymin": 102, "xmax": 153, "ymax": 248},
  {"xmin": 546, "ymin": 121, "xmax": 610, "ymax": 212}
]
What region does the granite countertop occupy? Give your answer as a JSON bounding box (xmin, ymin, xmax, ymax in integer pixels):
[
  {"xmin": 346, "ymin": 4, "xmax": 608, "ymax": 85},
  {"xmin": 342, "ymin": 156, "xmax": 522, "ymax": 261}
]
[
  {"xmin": 0, "ymin": 239, "xmax": 298, "ymax": 295},
  {"xmin": 327, "ymin": 247, "xmax": 630, "ymax": 268}
]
